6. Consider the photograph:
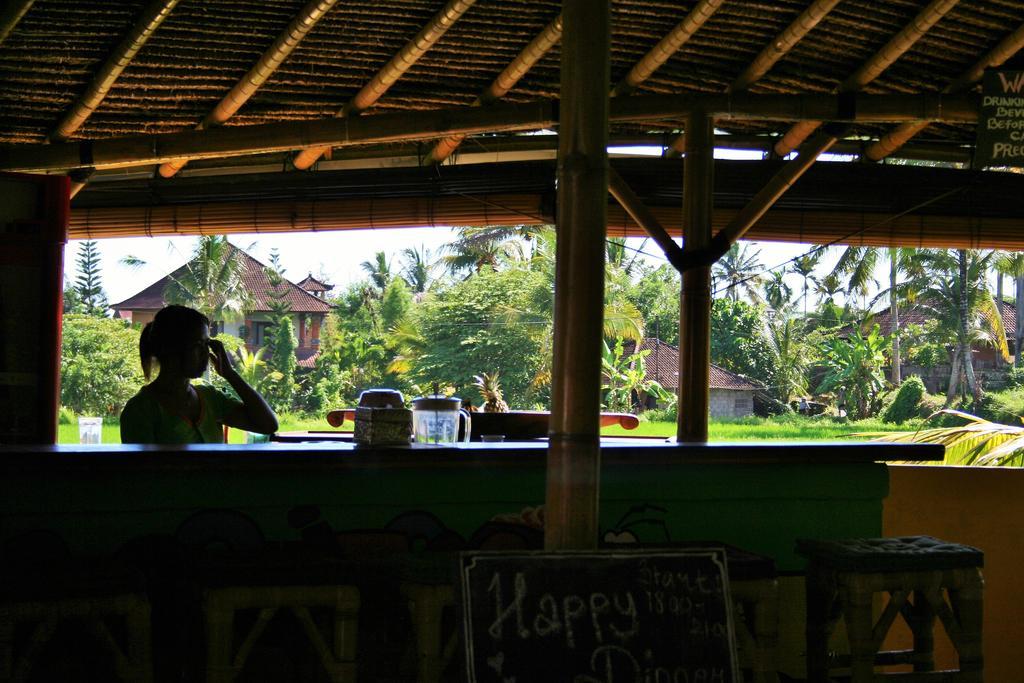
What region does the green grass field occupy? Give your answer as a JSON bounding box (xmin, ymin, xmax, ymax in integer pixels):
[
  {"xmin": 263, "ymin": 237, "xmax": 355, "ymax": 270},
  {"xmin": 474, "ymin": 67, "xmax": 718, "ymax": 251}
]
[{"xmin": 57, "ymin": 414, "xmax": 915, "ymax": 444}]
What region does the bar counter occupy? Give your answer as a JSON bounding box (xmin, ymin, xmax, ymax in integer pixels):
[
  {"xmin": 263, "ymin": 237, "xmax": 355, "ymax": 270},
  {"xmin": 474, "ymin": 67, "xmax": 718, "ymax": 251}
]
[{"xmin": 0, "ymin": 440, "xmax": 942, "ymax": 571}]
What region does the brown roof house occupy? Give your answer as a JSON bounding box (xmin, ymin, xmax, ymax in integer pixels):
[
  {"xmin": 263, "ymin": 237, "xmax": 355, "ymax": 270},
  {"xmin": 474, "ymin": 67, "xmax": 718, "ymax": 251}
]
[
  {"xmin": 622, "ymin": 338, "xmax": 763, "ymax": 418},
  {"xmin": 111, "ymin": 248, "xmax": 333, "ymax": 368}
]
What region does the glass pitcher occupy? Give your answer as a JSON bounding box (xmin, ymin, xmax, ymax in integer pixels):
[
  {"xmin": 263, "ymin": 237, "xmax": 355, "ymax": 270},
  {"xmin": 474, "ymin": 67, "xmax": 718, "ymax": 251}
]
[{"xmin": 411, "ymin": 395, "xmax": 471, "ymax": 445}]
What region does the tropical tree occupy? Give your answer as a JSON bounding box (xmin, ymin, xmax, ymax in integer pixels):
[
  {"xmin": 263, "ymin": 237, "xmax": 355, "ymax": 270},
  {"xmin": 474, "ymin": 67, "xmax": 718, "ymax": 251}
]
[
  {"xmin": 73, "ymin": 240, "xmax": 107, "ymax": 316},
  {"xmin": 789, "ymin": 251, "xmax": 821, "ymax": 316},
  {"xmin": 818, "ymin": 325, "xmax": 890, "ymax": 419},
  {"xmin": 264, "ymin": 315, "xmax": 297, "ymax": 411},
  {"xmin": 60, "ymin": 315, "xmax": 143, "ymax": 416},
  {"xmin": 712, "ymin": 242, "xmax": 764, "ymax": 304},
  {"xmin": 710, "ymin": 298, "xmax": 777, "ymax": 389},
  {"xmin": 867, "ymin": 410, "xmax": 1024, "ymax": 466},
  {"xmin": 994, "ymin": 251, "xmax": 1024, "ymax": 367},
  {"xmin": 767, "ymin": 316, "xmax": 811, "ymax": 404},
  {"xmin": 601, "ymin": 339, "xmax": 673, "ymax": 413},
  {"xmin": 123, "ymin": 236, "xmax": 253, "ymax": 322},
  {"xmin": 440, "ymin": 224, "xmax": 538, "ymax": 277},
  {"xmin": 834, "ymin": 246, "xmax": 921, "ymax": 385},
  {"xmin": 400, "ymin": 245, "xmax": 435, "ymax": 294},
  {"xmin": 360, "ymin": 251, "xmax": 392, "ymax": 295},
  {"xmin": 833, "ymin": 245, "xmax": 879, "ymax": 308},
  {"xmin": 907, "ymin": 249, "xmax": 1009, "ymax": 405},
  {"xmin": 762, "ymin": 270, "xmax": 793, "ymax": 314}
]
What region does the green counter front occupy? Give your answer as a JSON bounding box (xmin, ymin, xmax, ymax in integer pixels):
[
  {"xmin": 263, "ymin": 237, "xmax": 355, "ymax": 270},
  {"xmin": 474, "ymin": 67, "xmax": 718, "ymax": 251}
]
[{"xmin": 0, "ymin": 441, "xmax": 938, "ymax": 572}]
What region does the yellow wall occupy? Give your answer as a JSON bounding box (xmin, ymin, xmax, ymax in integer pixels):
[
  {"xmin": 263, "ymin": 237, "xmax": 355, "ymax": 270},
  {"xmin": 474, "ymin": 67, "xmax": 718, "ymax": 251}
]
[{"xmin": 884, "ymin": 465, "xmax": 1024, "ymax": 682}]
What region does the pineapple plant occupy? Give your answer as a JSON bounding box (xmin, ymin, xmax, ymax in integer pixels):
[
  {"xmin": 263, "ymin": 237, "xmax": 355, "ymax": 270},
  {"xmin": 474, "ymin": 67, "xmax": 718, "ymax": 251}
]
[{"xmin": 474, "ymin": 372, "xmax": 510, "ymax": 413}]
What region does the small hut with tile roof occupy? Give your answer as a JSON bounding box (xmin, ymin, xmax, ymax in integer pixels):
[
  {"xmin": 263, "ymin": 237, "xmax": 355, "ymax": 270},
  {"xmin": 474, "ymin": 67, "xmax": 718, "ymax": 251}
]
[
  {"xmin": 622, "ymin": 338, "xmax": 763, "ymax": 418},
  {"xmin": 297, "ymin": 274, "xmax": 334, "ymax": 300},
  {"xmin": 111, "ymin": 246, "xmax": 332, "ymax": 369}
]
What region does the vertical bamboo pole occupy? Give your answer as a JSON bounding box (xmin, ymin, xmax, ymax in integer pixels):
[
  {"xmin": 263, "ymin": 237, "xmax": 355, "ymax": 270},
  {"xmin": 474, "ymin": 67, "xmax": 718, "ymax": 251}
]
[
  {"xmin": 677, "ymin": 111, "xmax": 713, "ymax": 442},
  {"xmin": 545, "ymin": 0, "xmax": 609, "ymax": 550}
]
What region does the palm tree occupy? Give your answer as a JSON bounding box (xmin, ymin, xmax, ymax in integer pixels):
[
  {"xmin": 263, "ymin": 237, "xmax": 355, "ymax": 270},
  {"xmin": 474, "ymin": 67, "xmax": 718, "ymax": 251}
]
[
  {"xmin": 833, "ymin": 245, "xmax": 879, "ymax": 309},
  {"xmin": 762, "ymin": 270, "xmax": 793, "ymax": 314},
  {"xmin": 835, "ymin": 246, "xmax": 921, "ymax": 385},
  {"xmin": 789, "ymin": 252, "xmax": 821, "ymax": 316},
  {"xmin": 400, "ymin": 245, "xmax": 434, "ymax": 294},
  {"xmin": 712, "ymin": 242, "xmax": 764, "ymax": 304},
  {"xmin": 124, "ymin": 235, "xmax": 253, "ymax": 322},
  {"xmin": 440, "ymin": 224, "xmax": 539, "ymax": 278},
  {"xmin": 908, "ymin": 249, "xmax": 1009, "ymax": 405},
  {"xmin": 994, "ymin": 251, "xmax": 1024, "ymax": 367},
  {"xmin": 360, "ymin": 251, "xmax": 392, "ymax": 295},
  {"xmin": 767, "ymin": 316, "xmax": 810, "ymax": 404}
]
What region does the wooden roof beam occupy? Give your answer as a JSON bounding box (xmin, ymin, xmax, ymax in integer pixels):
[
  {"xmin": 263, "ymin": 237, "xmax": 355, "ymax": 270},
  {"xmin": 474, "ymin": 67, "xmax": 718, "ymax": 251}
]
[
  {"xmin": 667, "ymin": 0, "xmax": 841, "ymax": 157},
  {"xmin": 292, "ymin": 0, "xmax": 476, "ymax": 170},
  {"xmin": 50, "ymin": 0, "xmax": 180, "ymax": 143},
  {"xmin": 866, "ymin": 22, "xmax": 1024, "ymax": 161},
  {"xmin": 428, "ymin": 13, "xmax": 562, "ymax": 164},
  {"xmin": 0, "ymin": 93, "xmax": 976, "ymax": 173},
  {"xmin": 157, "ymin": 0, "xmax": 340, "ymax": 179},
  {"xmin": 774, "ymin": 0, "xmax": 959, "ymax": 157},
  {"xmin": 610, "ymin": 0, "xmax": 724, "ymax": 98},
  {"xmin": 608, "ymin": 167, "xmax": 687, "ymax": 272},
  {"xmin": 0, "ymin": 0, "xmax": 34, "ymax": 47}
]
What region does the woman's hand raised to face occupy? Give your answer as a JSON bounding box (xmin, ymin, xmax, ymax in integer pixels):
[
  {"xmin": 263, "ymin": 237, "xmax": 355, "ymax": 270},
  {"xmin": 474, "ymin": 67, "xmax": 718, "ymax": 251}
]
[{"xmin": 207, "ymin": 338, "xmax": 235, "ymax": 378}]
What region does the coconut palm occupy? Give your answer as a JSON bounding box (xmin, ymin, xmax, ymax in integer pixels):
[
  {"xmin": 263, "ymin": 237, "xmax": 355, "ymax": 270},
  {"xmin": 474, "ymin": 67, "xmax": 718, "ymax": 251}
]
[
  {"xmin": 907, "ymin": 249, "xmax": 1009, "ymax": 405},
  {"xmin": 712, "ymin": 242, "xmax": 765, "ymax": 304},
  {"xmin": 766, "ymin": 316, "xmax": 810, "ymax": 404},
  {"xmin": 836, "ymin": 246, "xmax": 922, "ymax": 385},
  {"xmin": 715, "ymin": 242, "xmax": 766, "ymax": 303},
  {"xmin": 994, "ymin": 251, "xmax": 1024, "ymax": 366},
  {"xmin": 122, "ymin": 236, "xmax": 253, "ymax": 322},
  {"xmin": 441, "ymin": 224, "xmax": 539, "ymax": 277},
  {"xmin": 400, "ymin": 245, "xmax": 435, "ymax": 294},
  {"xmin": 833, "ymin": 245, "xmax": 880, "ymax": 309},
  {"xmin": 360, "ymin": 251, "xmax": 392, "ymax": 295},
  {"xmin": 789, "ymin": 251, "xmax": 821, "ymax": 316},
  {"xmin": 865, "ymin": 409, "xmax": 1024, "ymax": 466},
  {"xmin": 763, "ymin": 270, "xmax": 793, "ymax": 314}
]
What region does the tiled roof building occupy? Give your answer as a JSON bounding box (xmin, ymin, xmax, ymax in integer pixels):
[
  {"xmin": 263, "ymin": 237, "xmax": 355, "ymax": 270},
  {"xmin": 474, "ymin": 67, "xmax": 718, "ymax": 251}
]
[
  {"xmin": 621, "ymin": 338, "xmax": 762, "ymax": 417},
  {"xmin": 111, "ymin": 245, "xmax": 332, "ymax": 368}
]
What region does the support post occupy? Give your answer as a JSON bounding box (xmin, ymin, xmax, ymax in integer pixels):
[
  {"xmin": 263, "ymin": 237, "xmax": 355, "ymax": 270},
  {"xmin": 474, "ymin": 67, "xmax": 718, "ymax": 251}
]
[
  {"xmin": 545, "ymin": 0, "xmax": 609, "ymax": 550},
  {"xmin": 677, "ymin": 111, "xmax": 713, "ymax": 442}
]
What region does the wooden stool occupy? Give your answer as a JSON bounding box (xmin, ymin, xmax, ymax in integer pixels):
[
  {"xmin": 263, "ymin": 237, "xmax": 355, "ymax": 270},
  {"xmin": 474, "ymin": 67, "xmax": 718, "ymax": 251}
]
[
  {"xmin": 204, "ymin": 584, "xmax": 359, "ymax": 683},
  {"xmin": 725, "ymin": 547, "xmax": 780, "ymax": 683},
  {"xmin": 400, "ymin": 582, "xmax": 455, "ymax": 683},
  {"xmin": 0, "ymin": 569, "xmax": 152, "ymax": 683},
  {"xmin": 193, "ymin": 551, "xmax": 360, "ymax": 683},
  {"xmin": 797, "ymin": 535, "xmax": 984, "ymax": 683}
]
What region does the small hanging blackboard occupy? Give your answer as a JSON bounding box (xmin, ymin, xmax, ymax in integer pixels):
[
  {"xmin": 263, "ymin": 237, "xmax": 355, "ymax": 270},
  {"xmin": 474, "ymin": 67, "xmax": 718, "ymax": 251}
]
[{"xmin": 458, "ymin": 548, "xmax": 738, "ymax": 683}]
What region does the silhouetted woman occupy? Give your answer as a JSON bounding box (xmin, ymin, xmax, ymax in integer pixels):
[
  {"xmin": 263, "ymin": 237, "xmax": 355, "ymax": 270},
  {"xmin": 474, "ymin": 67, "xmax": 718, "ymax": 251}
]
[{"xmin": 120, "ymin": 305, "xmax": 278, "ymax": 444}]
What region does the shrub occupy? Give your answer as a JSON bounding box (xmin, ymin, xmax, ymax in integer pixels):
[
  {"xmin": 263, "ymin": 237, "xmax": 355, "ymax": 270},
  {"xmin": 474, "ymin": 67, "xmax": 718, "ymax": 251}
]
[
  {"xmin": 973, "ymin": 389, "xmax": 1024, "ymax": 426},
  {"xmin": 642, "ymin": 405, "xmax": 677, "ymax": 423},
  {"xmin": 1005, "ymin": 366, "xmax": 1024, "ymax": 389},
  {"xmin": 882, "ymin": 376, "xmax": 926, "ymax": 424},
  {"xmin": 58, "ymin": 406, "xmax": 77, "ymax": 424}
]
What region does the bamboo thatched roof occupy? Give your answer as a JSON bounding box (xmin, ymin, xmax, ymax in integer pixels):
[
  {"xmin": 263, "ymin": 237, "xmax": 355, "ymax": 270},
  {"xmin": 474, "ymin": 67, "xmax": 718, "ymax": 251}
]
[
  {"xmin": 3, "ymin": 0, "xmax": 1024, "ymax": 248},
  {"xmin": 1, "ymin": 0, "xmax": 1021, "ymax": 147}
]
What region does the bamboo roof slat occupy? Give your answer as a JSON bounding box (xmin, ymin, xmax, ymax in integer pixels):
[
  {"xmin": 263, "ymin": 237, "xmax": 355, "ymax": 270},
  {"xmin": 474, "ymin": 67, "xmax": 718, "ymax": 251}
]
[
  {"xmin": 427, "ymin": 13, "xmax": 562, "ymax": 164},
  {"xmin": 0, "ymin": 0, "xmax": 35, "ymax": 47},
  {"xmin": 866, "ymin": 21, "xmax": 1024, "ymax": 161},
  {"xmin": 157, "ymin": 0, "xmax": 340, "ymax": 178},
  {"xmin": 292, "ymin": 0, "xmax": 477, "ymax": 170},
  {"xmin": 774, "ymin": 0, "xmax": 961, "ymax": 156}
]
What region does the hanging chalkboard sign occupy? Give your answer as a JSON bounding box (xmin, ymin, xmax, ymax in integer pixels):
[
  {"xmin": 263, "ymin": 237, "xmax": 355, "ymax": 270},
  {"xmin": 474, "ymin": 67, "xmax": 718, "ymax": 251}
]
[
  {"xmin": 458, "ymin": 548, "xmax": 738, "ymax": 683},
  {"xmin": 977, "ymin": 70, "xmax": 1024, "ymax": 168}
]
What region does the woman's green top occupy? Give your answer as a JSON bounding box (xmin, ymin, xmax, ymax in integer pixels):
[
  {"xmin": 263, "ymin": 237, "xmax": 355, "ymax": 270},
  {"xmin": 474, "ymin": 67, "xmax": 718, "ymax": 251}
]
[{"xmin": 120, "ymin": 384, "xmax": 243, "ymax": 444}]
